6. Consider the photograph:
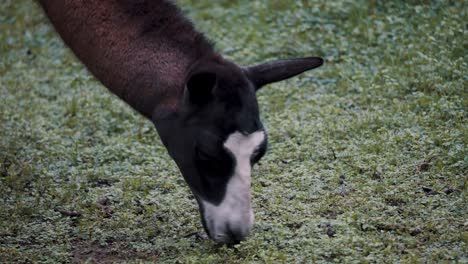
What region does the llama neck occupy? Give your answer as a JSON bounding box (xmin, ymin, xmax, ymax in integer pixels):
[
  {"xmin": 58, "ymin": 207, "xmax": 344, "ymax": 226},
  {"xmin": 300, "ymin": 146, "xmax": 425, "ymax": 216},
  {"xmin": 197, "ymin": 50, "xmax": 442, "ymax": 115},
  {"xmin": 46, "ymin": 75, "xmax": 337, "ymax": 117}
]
[{"xmin": 38, "ymin": 0, "xmax": 215, "ymax": 118}]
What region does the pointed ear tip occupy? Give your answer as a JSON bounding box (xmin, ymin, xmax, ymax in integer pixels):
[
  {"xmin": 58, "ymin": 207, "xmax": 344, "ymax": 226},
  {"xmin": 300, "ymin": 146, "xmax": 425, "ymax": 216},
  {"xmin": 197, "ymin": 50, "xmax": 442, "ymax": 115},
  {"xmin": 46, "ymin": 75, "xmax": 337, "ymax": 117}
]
[{"xmin": 308, "ymin": 56, "xmax": 324, "ymax": 66}]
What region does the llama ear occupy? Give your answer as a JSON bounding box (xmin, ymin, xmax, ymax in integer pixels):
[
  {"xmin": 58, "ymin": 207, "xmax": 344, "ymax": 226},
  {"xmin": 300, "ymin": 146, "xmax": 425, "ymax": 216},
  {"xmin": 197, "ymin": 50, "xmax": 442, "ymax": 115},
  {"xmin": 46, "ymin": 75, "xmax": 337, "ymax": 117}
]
[
  {"xmin": 246, "ymin": 57, "xmax": 323, "ymax": 90},
  {"xmin": 185, "ymin": 71, "xmax": 217, "ymax": 105}
]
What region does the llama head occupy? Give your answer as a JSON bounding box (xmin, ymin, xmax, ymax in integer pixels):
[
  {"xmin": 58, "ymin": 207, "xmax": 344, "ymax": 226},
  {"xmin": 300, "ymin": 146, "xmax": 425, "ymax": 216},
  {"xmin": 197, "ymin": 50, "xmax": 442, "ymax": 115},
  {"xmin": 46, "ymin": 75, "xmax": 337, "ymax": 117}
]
[{"xmin": 153, "ymin": 56, "xmax": 323, "ymax": 244}]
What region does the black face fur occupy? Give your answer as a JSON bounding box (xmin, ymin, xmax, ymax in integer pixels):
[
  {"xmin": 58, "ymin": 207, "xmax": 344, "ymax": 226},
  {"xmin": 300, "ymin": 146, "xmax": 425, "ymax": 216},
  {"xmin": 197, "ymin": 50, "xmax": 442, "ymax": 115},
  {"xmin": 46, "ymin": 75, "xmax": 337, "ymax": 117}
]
[
  {"xmin": 153, "ymin": 59, "xmax": 266, "ymax": 204},
  {"xmin": 152, "ymin": 56, "xmax": 323, "ymax": 243}
]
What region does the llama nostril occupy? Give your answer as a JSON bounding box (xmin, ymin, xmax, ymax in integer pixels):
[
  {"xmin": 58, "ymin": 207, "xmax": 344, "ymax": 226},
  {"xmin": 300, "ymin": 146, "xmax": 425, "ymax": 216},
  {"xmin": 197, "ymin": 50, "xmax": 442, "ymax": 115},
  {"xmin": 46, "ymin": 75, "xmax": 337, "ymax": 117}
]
[
  {"xmin": 225, "ymin": 226, "xmax": 247, "ymax": 245},
  {"xmin": 229, "ymin": 239, "xmax": 241, "ymax": 246}
]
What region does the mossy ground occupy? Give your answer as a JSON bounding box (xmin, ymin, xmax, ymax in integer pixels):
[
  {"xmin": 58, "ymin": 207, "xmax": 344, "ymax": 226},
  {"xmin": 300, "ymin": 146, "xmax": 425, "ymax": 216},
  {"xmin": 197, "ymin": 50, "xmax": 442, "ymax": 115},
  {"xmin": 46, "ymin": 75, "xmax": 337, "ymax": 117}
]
[{"xmin": 1, "ymin": 0, "xmax": 466, "ymax": 263}]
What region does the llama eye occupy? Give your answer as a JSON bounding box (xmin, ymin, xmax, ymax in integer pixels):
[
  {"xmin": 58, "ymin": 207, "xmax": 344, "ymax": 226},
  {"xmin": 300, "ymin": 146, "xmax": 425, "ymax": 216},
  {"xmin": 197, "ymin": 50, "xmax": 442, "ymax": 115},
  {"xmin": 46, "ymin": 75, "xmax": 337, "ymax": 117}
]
[
  {"xmin": 251, "ymin": 145, "xmax": 267, "ymax": 164},
  {"xmin": 252, "ymin": 149, "xmax": 260, "ymax": 158},
  {"xmin": 251, "ymin": 152, "xmax": 263, "ymax": 164}
]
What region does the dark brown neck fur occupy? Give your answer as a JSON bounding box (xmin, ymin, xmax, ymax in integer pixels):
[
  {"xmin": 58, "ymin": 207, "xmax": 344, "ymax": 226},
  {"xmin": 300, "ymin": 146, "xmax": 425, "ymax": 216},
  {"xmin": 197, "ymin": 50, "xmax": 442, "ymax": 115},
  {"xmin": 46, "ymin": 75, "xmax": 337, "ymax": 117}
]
[{"xmin": 38, "ymin": 0, "xmax": 215, "ymax": 118}]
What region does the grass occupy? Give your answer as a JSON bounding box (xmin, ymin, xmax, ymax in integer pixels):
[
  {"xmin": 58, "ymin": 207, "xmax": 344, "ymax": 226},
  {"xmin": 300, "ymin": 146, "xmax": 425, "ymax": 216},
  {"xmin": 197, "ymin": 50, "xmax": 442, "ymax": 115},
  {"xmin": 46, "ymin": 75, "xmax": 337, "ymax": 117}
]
[{"xmin": 0, "ymin": 0, "xmax": 466, "ymax": 262}]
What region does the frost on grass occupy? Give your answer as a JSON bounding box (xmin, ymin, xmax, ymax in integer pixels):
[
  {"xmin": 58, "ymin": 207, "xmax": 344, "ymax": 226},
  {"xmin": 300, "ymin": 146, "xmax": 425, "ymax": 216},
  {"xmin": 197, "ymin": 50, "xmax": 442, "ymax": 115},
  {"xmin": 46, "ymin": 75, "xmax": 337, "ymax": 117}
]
[{"xmin": 0, "ymin": 0, "xmax": 466, "ymax": 263}]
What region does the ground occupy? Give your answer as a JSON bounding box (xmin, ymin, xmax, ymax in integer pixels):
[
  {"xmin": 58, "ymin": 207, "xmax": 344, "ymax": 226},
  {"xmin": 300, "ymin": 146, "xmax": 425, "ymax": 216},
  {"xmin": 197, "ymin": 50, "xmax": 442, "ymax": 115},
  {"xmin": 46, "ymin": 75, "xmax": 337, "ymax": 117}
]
[{"xmin": 0, "ymin": 0, "xmax": 466, "ymax": 263}]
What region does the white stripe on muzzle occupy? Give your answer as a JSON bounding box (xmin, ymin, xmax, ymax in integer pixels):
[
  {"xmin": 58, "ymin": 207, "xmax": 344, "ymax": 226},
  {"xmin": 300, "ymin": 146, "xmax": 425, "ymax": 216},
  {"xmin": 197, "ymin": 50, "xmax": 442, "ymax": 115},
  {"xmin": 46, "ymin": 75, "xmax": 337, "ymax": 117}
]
[{"xmin": 202, "ymin": 130, "xmax": 265, "ymax": 243}]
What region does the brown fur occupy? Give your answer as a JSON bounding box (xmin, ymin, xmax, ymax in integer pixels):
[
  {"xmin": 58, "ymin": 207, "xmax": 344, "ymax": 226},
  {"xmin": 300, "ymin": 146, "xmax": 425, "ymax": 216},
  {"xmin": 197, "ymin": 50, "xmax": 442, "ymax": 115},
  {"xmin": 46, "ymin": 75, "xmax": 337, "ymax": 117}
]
[{"xmin": 38, "ymin": 0, "xmax": 216, "ymax": 118}]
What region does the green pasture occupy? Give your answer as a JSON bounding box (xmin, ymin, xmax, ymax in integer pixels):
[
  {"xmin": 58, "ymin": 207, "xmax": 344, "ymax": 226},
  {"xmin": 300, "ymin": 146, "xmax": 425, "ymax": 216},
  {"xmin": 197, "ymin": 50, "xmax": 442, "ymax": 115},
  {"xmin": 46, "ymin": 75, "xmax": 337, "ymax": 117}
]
[{"xmin": 0, "ymin": 0, "xmax": 466, "ymax": 262}]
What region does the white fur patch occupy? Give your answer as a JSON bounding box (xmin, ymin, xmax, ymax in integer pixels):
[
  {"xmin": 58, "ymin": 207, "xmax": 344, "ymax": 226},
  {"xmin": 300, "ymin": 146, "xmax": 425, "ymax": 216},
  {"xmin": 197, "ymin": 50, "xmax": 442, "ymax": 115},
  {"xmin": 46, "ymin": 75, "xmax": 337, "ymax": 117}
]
[{"xmin": 202, "ymin": 130, "xmax": 265, "ymax": 243}]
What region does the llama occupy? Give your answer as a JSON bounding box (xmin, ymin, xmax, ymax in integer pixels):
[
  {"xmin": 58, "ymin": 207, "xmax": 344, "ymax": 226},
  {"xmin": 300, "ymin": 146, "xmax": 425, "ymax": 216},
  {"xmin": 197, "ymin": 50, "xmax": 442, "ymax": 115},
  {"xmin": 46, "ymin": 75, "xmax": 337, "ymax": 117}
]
[{"xmin": 37, "ymin": 0, "xmax": 323, "ymax": 244}]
